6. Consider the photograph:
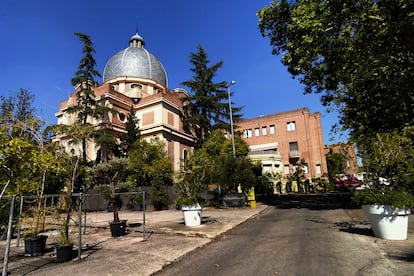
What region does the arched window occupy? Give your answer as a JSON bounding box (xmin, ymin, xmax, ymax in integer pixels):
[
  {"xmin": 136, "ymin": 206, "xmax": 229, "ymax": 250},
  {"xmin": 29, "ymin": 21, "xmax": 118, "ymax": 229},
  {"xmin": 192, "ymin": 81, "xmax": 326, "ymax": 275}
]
[
  {"xmin": 118, "ymin": 112, "xmax": 126, "ymax": 123},
  {"xmin": 131, "ymin": 83, "xmax": 143, "ymax": 89}
]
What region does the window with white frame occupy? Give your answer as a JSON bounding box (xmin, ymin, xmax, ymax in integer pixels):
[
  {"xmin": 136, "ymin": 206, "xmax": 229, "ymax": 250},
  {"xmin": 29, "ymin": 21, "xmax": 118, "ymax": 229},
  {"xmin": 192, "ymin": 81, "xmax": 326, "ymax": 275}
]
[
  {"xmin": 262, "ymin": 164, "xmax": 272, "ymax": 174},
  {"xmin": 255, "ymin": 128, "xmax": 260, "ymax": 137},
  {"xmin": 247, "ymin": 129, "xmax": 252, "ymax": 138},
  {"xmin": 269, "ymin": 124, "xmax": 275, "ymax": 134},
  {"xmin": 316, "ymin": 164, "xmax": 322, "ymax": 174},
  {"xmin": 243, "ymin": 130, "xmax": 248, "ymax": 138},
  {"xmin": 262, "ymin": 126, "xmax": 267, "ymax": 136},
  {"xmin": 287, "ymin": 121, "xmax": 296, "ymax": 131},
  {"xmin": 284, "ymin": 165, "xmax": 290, "ymax": 174}
]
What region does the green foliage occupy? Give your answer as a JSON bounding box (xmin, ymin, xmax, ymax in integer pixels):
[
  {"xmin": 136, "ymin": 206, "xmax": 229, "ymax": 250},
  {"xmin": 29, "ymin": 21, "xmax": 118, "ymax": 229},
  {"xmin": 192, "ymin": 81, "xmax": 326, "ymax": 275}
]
[
  {"xmin": 0, "ymin": 89, "xmax": 41, "ymax": 139},
  {"xmin": 66, "ymin": 32, "xmax": 112, "ymax": 162},
  {"xmin": 150, "ymin": 176, "xmax": 169, "ymax": 210},
  {"xmin": 325, "ymin": 149, "xmax": 347, "ymax": 180},
  {"xmin": 94, "ymin": 131, "xmax": 121, "ymax": 163},
  {"xmin": 91, "ymin": 158, "xmax": 130, "ymax": 222},
  {"xmin": 128, "ymin": 139, "xmax": 172, "ymax": 209},
  {"xmin": 353, "ymin": 124, "xmax": 414, "ymax": 208},
  {"xmin": 258, "ymin": 0, "xmax": 414, "ymax": 138},
  {"xmin": 181, "ymin": 45, "xmax": 242, "ymax": 148},
  {"xmin": 353, "ymin": 189, "xmax": 414, "ymax": 209},
  {"xmin": 176, "ymin": 129, "xmax": 256, "ymax": 203},
  {"xmin": 356, "ymin": 125, "xmax": 414, "ymax": 191},
  {"xmin": 120, "ymin": 106, "xmax": 140, "ymax": 156}
]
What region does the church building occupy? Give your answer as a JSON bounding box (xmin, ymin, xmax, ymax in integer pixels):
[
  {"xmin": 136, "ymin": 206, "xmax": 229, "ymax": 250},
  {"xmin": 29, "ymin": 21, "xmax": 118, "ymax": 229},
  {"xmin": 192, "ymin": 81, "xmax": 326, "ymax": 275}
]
[{"xmin": 55, "ymin": 32, "xmax": 194, "ymax": 171}]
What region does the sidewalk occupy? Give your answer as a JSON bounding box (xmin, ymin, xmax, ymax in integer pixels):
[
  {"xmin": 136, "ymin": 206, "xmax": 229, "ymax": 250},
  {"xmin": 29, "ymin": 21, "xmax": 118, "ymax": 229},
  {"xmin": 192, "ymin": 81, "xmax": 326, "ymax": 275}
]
[{"xmin": 2, "ymin": 204, "xmax": 267, "ymax": 275}]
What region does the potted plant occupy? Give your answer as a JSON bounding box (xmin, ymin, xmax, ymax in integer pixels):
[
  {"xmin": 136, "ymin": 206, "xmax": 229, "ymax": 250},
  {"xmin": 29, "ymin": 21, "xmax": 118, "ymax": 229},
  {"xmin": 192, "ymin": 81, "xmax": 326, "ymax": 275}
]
[
  {"xmin": 53, "ymin": 183, "xmax": 75, "ymax": 262},
  {"xmin": 353, "ymin": 129, "xmax": 414, "ymax": 240},
  {"xmin": 175, "ymin": 177, "xmax": 203, "ymax": 227},
  {"xmin": 22, "ymin": 196, "xmax": 48, "ymax": 257},
  {"xmin": 92, "ymin": 158, "xmax": 130, "ymax": 237},
  {"xmin": 22, "ymin": 225, "xmax": 48, "ymax": 257},
  {"xmin": 175, "ymin": 154, "xmax": 206, "ymax": 227},
  {"xmin": 353, "ymin": 188, "xmax": 413, "ymax": 240}
]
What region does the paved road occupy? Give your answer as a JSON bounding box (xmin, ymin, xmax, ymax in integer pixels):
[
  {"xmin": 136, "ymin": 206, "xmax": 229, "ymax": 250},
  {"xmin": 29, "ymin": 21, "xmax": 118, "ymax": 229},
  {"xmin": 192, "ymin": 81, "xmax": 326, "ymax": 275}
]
[{"xmin": 155, "ymin": 193, "xmax": 406, "ymax": 276}]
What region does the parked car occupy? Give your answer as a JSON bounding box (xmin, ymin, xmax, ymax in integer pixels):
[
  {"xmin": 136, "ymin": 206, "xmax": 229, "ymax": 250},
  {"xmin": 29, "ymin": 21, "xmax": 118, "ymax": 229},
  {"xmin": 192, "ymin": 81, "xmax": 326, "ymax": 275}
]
[
  {"xmin": 354, "ymin": 172, "xmax": 390, "ymax": 190},
  {"xmin": 334, "ymin": 174, "xmax": 361, "ymax": 191}
]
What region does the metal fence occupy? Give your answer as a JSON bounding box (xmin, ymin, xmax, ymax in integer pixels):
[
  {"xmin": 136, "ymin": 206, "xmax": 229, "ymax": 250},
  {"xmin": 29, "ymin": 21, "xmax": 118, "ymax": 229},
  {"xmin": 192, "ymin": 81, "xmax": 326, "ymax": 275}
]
[{"xmin": 1, "ymin": 191, "xmax": 150, "ymax": 276}]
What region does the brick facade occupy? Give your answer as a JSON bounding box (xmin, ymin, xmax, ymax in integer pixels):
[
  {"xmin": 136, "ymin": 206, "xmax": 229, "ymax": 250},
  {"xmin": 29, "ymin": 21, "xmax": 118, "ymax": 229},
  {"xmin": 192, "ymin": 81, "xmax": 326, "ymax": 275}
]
[{"xmin": 237, "ymin": 108, "xmax": 328, "ymax": 182}]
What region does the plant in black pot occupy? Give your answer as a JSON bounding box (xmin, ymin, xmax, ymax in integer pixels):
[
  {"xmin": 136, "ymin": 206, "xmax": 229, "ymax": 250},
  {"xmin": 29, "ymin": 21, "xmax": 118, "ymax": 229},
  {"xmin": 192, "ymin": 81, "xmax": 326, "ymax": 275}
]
[
  {"xmin": 22, "ymin": 196, "xmax": 49, "ymax": 257},
  {"xmin": 353, "ymin": 128, "xmax": 414, "ymax": 240},
  {"xmin": 92, "ymin": 158, "xmax": 130, "ymax": 237},
  {"xmin": 22, "ymin": 223, "xmax": 48, "ymax": 257},
  {"xmin": 53, "ymin": 181, "xmax": 76, "ymax": 262}
]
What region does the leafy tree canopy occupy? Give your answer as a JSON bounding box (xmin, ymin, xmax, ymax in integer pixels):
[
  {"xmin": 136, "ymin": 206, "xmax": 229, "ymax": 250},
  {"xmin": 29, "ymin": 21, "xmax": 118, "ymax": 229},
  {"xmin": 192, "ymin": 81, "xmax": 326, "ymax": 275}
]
[{"xmin": 258, "ymin": 0, "xmax": 414, "ymax": 138}]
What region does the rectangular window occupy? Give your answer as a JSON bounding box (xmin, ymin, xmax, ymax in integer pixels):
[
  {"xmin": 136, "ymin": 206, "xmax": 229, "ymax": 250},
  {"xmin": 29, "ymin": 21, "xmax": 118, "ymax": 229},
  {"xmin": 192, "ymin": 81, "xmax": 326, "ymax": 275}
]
[
  {"xmin": 247, "ymin": 129, "xmax": 252, "ymax": 138},
  {"xmin": 289, "ymin": 142, "xmax": 298, "ymax": 152},
  {"xmin": 289, "ymin": 142, "xmax": 299, "ymax": 157},
  {"xmin": 243, "ymin": 130, "xmax": 248, "ymax": 138},
  {"xmin": 287, "ymin": 121, "xmax": 296, "ymax": 131},
  {"xmin": 269, "ymin": 125, "xmax": 275, "ymax": 134},
  {"xmin": 255, "ymin": 128, "xmax": 260, "ymax": 137},
  {"xmin": 316, "ymin": 164, "xmax": 322, "ymax": 174},
  {"xmin": 262, "ymin": 126, "xmax": 267, "ymax": 136},
  {"xmin": 284, "ymin": 165, "xmax": 290, "ymax": 174},
  {"xmin": 262, "ymin": 164, "xmax": 272, "ymax": 174}
]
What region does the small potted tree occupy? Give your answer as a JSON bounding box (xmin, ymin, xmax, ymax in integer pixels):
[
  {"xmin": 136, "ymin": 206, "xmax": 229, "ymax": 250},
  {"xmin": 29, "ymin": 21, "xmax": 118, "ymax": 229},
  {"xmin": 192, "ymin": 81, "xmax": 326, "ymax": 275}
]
[
  {"xmin": 22, "ymin": 201, "xmax": 48, "ymax": 257},
  {"xmin": 175, "ymin": 152, "xmax": 208, "ymax": 227},
  {"xmin": 54, "ymin": 182, "xmax": 75, "ymax": 262},
  {"xmin": 92, "ymin": 158, "xmax": 130, "ymax": 237},
  {"xmin": 353, "ymin": 128, "xmax": 414, "ymax": 240}
]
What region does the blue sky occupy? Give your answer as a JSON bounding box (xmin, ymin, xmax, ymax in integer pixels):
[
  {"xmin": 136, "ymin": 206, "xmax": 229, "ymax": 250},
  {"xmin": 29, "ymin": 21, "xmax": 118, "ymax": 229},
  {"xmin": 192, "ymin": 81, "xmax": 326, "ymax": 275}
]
[{"xmin": 0, "ymin": 0, "xmax": 345, "ymax": 144}]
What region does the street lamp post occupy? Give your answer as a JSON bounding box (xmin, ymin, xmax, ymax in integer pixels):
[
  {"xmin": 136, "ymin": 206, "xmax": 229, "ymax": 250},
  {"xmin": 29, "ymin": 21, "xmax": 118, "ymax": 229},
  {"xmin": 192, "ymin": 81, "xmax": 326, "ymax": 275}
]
[{"xmin": 227, "ymin": 80, "xmax": 236, "ymax": 158}]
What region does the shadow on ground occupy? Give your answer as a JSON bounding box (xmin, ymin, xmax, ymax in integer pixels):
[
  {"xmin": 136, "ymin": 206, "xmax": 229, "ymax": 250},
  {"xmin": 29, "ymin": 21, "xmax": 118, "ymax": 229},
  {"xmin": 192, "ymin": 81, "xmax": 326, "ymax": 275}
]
[
  {"xmin": 260, "ymin": 192, "xmax": 358, "ymax": 210},
  {"xmin": 336, "ymin": 221, "xmax": 374, "ymax": 236}
]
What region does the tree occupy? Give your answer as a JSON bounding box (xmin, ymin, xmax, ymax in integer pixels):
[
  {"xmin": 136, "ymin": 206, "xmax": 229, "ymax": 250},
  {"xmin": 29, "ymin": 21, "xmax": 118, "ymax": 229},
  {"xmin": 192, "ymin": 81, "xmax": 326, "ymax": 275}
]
[
  {"xmin": 0, "ymin": 89, "xmax": 41, "ymax": 139},
  {"xmin": 94, "ymin": 131, "xmax": 121, "ymax": 163},
  {"xmin": 128, "ymin": 138, "xmax": 172, "ymax": 209},
  {"xmin": 176, "ymin": 129, "xmax": 254, "ymax": 203},
  {"xmin": 258, "ymin": 0, "xmax": 414, "ymax": 139},
  {"xmin": 181, "ymin": 45, "xmax": 242, "ymax": 148},
  {"xmin": 92, "ymin": 158, "xmax": 130, "ymax": 222},
  {"xmin": 357, "ymin": 126, "xmax": 414, "ymax": 191},
  {"xmin": 67, "ymin": 32, "xmax": 109, "ymax": 161},
  {"xmin": 325, "ymin": 148, "xmax": 348, "ymax": 181},
  {"xmin": 120, "ymin": 106, "xmax": 140, "ymax": 156}
]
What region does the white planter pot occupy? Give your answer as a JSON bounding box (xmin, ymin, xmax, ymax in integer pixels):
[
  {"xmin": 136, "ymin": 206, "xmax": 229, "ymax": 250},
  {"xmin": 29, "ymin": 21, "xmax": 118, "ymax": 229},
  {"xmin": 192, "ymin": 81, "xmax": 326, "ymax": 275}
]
[
  {"xmin": 362, "ymin": 204, "xmax": 410, "ymax": 240},
  {"xmin": 182, "ymin": 203, "xmax": 202, "ymax": 227}
]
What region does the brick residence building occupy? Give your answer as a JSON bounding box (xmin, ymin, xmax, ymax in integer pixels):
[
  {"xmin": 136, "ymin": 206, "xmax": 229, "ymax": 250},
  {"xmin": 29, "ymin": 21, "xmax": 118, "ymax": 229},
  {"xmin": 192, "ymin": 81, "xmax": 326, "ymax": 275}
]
[
  {"xmin": 237, "ymin": 108, "xmax": 328, "ymax": 193},
  {"xmin": 55, "ymin": 33, "xmax": 194, "ymax": 171}
]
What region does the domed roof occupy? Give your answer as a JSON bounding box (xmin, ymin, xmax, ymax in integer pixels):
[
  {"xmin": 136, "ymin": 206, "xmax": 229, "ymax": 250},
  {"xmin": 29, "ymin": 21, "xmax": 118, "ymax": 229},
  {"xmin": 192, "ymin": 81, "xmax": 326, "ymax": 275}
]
[{"xmin": 103, "ymin": 33, "xmax": 167, "ymax": 86}]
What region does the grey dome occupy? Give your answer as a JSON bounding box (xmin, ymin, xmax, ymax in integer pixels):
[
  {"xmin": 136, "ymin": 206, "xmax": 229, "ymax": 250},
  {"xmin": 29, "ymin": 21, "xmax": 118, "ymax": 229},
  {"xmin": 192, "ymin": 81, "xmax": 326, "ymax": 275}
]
[{"xmin": 103, "ymin": 33, "xmax": 167, "ymax": 86}]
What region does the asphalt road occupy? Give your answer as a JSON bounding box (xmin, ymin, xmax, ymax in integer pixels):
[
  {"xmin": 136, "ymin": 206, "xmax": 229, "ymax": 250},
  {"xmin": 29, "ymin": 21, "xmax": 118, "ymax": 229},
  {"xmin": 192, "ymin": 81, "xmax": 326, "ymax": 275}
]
[{"xmin": 154, "ymin": 193, "xmax": 404, "ymax": 276}]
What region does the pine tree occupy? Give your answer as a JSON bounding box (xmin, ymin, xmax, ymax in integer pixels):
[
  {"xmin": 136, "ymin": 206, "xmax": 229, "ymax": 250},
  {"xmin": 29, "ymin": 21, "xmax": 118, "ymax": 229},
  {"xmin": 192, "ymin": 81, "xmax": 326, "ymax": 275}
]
[
  {"xmin": 67, "ymin": 32, "xmax": 109, "ymax": 162},
  {"xmin": 120, "ymin": 106, "xmax": 140, "ymax": 156},
  {"xmin": 181, "ymin": 45, "xmax": 242, "ymax": 148}
]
